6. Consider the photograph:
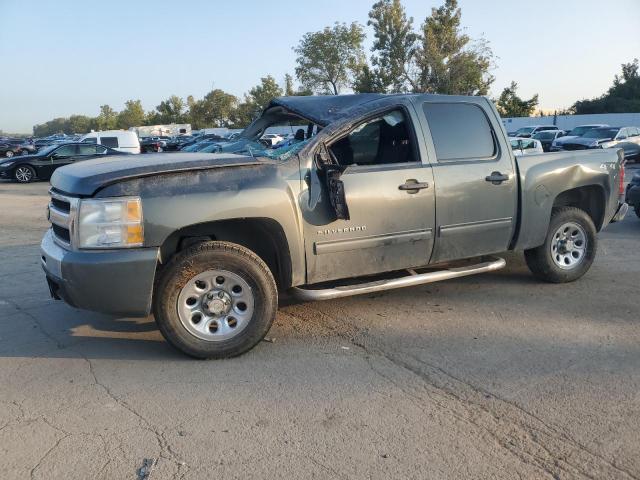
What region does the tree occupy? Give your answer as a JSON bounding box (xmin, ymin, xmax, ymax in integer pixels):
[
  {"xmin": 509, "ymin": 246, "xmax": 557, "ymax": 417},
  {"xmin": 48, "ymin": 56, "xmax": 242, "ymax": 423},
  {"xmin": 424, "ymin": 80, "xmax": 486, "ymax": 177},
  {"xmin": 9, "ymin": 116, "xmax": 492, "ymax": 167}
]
[
  {"xmin": 367, "ymin": 0, "xmax": 418, "ymax": 92},
  {"xmin": 294, "ymin": 22, "xmax": 366, "ymax": 94},
  {"xmin": 284, "ymin": 74, "xmax": 296, "ymax": 96},
  {"xmin": 353, "ymin": 64, "xmax": 387, "ymax": 93},
  {"xmin": 572, "ymin": 59, "xmax": 640, "ymax": 114},
  {"xmin": 116, "ymin": 100, "xmax": 145, "ymax": 129},
  {"xmin": 415, "ymin": 0, "xmax": 494, "ymax": 95},
  {"xmin": 152, "ymin": 95, "xmax": 186, "ymax": 124},
  {"xmin": 95, "ymin": 105, "xmax": 118, "ymax": 131},
  {"xmin": 495, "ymin": 81, "xmax": 539, "ymax": 117},
  {"xmin": 233, "ymin": 76, "xmax": 283, "ymax": 127},
  {"xmin": 188, "ymin": 89, "xmax": 238, "ymax": 129},
  {"xmin": 67, "ymin": 115, "xmax": 92, "ymax": 134}
]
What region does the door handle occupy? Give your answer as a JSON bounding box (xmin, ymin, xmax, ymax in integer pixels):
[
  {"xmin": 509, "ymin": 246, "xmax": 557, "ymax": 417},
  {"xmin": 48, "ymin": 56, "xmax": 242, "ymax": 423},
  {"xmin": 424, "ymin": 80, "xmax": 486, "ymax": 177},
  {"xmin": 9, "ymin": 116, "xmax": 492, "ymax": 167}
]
[
  {"xmin": 399, "ymin": 179, "xmax": 429, "ymax": 193},
  {"xmin": 485, "ymin": 171, "xmax": 509, "ymax": 185}
]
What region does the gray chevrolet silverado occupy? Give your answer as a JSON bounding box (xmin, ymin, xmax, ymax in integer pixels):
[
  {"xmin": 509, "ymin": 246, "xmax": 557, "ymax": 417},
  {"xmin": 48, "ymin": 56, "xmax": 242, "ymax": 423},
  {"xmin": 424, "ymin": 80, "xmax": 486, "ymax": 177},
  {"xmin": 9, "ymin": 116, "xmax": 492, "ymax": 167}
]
[{"xmin": 40, "ymin": 94, "xmax": 628, "ymax": 358}]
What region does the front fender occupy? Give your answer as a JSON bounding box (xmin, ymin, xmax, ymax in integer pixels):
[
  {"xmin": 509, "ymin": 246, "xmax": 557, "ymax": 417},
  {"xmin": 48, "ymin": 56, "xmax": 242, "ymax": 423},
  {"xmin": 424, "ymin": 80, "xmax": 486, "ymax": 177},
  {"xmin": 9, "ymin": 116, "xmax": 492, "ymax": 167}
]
[{"xmin": 95, "ymin": 161, "xmax": 306, "ymax": 286}]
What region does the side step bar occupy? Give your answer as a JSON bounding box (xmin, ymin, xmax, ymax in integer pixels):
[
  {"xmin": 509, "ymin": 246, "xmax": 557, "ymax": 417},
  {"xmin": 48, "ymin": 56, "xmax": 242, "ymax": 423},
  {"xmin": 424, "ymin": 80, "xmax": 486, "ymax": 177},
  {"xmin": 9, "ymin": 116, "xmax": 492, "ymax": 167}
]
[{"xmin": 290, "ymin": 256, "xmax": 506, "ymax": 301}]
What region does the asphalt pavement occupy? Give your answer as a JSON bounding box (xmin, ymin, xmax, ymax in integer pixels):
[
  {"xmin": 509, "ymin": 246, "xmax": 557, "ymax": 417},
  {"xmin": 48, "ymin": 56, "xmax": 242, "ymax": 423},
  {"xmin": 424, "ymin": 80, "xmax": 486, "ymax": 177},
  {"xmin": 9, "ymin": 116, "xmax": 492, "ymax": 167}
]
[{"xmin": 0, "ymin": 175, "xmax": 639, "ymax": 479}]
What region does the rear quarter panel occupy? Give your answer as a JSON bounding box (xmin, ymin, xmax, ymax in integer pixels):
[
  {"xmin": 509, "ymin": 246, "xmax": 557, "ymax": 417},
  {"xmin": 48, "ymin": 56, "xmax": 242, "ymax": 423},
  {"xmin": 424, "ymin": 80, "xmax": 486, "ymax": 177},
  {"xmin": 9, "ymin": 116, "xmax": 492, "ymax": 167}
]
[{"xmin": 513, "ymin": 148, "xmax": 622, "ymax": 251}]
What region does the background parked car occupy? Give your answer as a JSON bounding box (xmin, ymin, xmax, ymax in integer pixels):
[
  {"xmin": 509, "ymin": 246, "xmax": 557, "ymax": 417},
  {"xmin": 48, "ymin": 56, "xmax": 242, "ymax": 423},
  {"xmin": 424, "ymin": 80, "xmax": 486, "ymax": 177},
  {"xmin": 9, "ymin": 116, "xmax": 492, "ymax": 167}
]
[
  {"xmin": 509, "ymin": 125, "xmax": 559, "ymax": 138},
  {"xmin": 532, "ymin": 130, "xmax": 565, "ymax": 152},
  {"xmin": 80, "ymin": 130, "xmax": 141, "ymax": 154},
  {"xmin": 163, "ymin": 135, "xmax": 193, "ymax": 151},
  {"xmin": 509, "ymin": 137, "xmax": 544, "ymax": 156},
  {"xmin": 259, "ymin": 133, "xmax": 284, "ymax": 146},
  {"xmin": 0, "ymin": 143, "xmax": 124, "ymax": 183},
  {"xmin": 0, "ymin": 142, "xmax": 22, "ymax": 158},
  {"xmin": 550, "ymin": 124, "xmax": 609, "ymax": 151},
  {"xmin": 557, "ymin": 126, "xmax": 640, "ymax": 160},
  {"xmin": 625, "ymin": 171, "xmax": 640, "ymax": 219}
]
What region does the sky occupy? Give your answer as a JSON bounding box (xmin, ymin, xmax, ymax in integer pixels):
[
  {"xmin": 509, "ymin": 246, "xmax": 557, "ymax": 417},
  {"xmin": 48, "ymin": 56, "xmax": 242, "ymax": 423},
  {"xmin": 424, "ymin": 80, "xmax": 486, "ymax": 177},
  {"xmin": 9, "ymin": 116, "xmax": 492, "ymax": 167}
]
[{"xmin": 1, "ymin": 0, "xmax": 639, "ymax": 133}]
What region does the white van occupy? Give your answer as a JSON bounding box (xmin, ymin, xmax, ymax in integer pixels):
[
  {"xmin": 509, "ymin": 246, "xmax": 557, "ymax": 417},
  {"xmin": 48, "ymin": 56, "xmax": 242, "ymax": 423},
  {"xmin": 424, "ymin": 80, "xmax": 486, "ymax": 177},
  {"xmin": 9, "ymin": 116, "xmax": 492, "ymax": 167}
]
[{"xmin": 80, "ymin": 130, "xmax": 140, "ymax": 154}]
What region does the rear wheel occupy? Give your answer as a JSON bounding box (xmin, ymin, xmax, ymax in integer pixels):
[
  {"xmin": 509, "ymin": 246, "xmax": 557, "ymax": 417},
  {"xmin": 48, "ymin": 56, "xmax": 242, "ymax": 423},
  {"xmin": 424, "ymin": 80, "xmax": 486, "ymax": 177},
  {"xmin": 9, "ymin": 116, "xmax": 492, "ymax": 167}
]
[
  {"xmin": 14, "ymin": 165, "xmax": 35, "ymax": 183},
  {"xmin": 525, "ymin": 207, "xmax": 597, "ymax": 283},
  {"xmin": 153, "ymin": 241, "xmax": 277, "ymax": 359},
  {"xmin": 5, "ymin": 150, "xmax": 14, "ymax": 158}
]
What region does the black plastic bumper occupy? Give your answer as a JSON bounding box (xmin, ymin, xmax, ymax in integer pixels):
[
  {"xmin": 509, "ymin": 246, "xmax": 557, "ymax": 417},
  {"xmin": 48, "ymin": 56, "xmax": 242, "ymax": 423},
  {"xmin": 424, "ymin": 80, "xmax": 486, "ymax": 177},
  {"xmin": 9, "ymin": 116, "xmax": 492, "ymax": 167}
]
[{"xmin": 40, "ymin": 229, "xmax": 159, "ymax": 317}]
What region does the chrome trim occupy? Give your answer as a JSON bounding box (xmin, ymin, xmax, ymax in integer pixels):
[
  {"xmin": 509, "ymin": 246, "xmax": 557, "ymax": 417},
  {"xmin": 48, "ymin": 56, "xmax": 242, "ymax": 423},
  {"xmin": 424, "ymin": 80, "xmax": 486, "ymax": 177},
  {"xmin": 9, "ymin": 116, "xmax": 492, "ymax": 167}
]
[
  {"xmin": 314, "ymin": 229, "xmax": 432, "ymax": 255},
  {"xmin": 439, "ymin": 217, "xmax": 513, "ymax": 237},
  {"xmin": 48, "ymin": 189, "xmax": 80, "ymax": 250},
  {"xmin": 290, "ymin": 256, "xmax": 506, "ymax": 301}
]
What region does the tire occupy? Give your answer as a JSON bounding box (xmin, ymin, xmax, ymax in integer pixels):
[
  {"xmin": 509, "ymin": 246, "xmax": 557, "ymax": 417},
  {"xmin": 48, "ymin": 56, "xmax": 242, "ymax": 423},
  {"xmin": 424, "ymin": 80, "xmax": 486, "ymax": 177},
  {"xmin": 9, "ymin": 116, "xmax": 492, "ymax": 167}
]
[
  {"xmin": 153, "ymin": 241, "xmax": 277, "ymax": 359},
  {"xmin": 524, "ymin": 207, "xmax": 597, "ymax": 283},
  {"xmin": 5, "ymin": 150, "xmax": 14, "ymax": 158},
  {"xmin": 634, "ymin": 205, "xmax": 640, "ymax": 219},
  {"xmin": 14, "ymin": 165, "xmax": 35, "ymax": 183}
]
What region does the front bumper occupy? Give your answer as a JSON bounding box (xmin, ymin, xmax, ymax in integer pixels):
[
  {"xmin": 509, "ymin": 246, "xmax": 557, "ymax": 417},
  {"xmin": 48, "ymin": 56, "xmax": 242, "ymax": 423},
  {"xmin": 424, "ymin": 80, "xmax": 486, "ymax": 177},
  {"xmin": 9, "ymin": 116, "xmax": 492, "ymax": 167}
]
[{"xmin": 40, "ymin": 229, "xmax": 159, "ymax": 317}]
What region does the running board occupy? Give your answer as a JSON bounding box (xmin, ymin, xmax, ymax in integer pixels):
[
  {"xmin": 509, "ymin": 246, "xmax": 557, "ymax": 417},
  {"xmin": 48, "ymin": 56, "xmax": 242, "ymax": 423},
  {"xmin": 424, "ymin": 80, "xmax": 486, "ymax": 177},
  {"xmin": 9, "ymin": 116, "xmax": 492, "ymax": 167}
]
[{"xmin": 290, "ymin": 256, "xmax": 506, "ymax": 301}]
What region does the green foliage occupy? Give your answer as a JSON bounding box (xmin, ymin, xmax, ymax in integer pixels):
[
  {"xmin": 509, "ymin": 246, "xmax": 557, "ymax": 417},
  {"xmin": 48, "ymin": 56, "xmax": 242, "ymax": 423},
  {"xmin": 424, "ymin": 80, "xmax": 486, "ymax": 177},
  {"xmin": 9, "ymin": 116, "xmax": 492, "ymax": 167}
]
[
  {"xmin": 353, "ymin": 64, "xmax": 387, "ymax": 93},
  {"xmin": 366, "ymin": 0, "xmax": 418, "ymax": 92},
  {"xmin": 415, "ymin": 0, "xmax": 494, "ymax": 95},
  {"xmin": 116, "ymin": 100, "xmax": 146, "ymax": 129},
  {"xmin": 294, "ymin": 22, "xmax": 366, "ymax": 95},
  {"xmin": 149, "ymin": 95, "xmax": 186, "ymax": 124},
  {"xmin": 95, "ymin": 105, "xmax": 117, "ymax": 131},
  {"xmin": 495, "ymin": 81, "xmax": 539, "ymax": 117},
  {"xmin": 233, "ymin": 76, "xmax": 283, "ymax": 127},
  {"xmin": 188, "ymin": 90, "xmax": 238, "ymax": 129},
  {"xmin": 572, "ymin": 59, "xmax": 640, "ymax": 114}
]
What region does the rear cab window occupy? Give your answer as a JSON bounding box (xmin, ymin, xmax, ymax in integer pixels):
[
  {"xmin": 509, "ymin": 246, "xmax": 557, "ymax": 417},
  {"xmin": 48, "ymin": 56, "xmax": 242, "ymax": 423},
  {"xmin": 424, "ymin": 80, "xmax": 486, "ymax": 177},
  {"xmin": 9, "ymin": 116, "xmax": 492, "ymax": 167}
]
[{"xmin": 422, "ymin": 103, "xmax": 497, "ymax": 162}]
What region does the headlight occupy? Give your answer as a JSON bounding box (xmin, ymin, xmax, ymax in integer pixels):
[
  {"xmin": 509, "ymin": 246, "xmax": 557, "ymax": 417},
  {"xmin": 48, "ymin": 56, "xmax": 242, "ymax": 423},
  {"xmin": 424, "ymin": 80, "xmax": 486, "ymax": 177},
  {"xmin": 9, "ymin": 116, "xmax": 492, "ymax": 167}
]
[{"xmin": 78, "ymin": 197, "xmax": 143, "ymax": 249}]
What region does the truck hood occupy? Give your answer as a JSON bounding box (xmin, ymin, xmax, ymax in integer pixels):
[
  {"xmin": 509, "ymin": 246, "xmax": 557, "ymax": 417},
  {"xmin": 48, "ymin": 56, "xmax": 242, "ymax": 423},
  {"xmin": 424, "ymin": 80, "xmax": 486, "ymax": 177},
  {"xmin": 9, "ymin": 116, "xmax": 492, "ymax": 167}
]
[{"xmin": 50, "ymin": 152, "xmax": 273, "ymax": 196}]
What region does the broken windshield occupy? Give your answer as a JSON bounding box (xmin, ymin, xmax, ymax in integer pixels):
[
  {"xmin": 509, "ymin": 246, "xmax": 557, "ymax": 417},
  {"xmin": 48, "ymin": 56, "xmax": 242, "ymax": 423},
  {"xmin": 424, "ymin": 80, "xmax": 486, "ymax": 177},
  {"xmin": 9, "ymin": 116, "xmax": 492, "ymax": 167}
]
[{"xmin": 236, "ymin": 138, "xmax": 311, "ymax": 161}]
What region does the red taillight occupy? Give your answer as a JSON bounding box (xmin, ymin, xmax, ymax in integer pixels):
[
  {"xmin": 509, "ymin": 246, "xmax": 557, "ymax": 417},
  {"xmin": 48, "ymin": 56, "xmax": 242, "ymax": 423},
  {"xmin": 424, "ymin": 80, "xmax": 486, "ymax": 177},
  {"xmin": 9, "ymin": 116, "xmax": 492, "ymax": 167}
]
[{"xmin": 619, "ymin": 164, "xmax": 625, "ymax": 195}]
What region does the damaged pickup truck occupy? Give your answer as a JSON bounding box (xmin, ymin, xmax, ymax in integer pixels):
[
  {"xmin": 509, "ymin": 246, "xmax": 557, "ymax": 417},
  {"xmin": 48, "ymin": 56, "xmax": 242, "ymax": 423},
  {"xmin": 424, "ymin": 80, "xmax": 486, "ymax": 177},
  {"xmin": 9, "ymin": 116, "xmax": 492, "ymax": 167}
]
[{"xmin": 41, "ymin": 94, "xmax": 628, "ymax": 358}]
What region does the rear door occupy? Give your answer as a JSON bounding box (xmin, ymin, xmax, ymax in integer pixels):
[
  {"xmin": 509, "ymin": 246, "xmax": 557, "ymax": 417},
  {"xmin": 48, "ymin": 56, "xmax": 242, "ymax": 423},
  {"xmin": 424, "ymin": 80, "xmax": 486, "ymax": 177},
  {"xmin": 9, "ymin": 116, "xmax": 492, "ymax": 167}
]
[{"xmin": 416, "ymin": 99, "xmax": 518, "ymax": 263}]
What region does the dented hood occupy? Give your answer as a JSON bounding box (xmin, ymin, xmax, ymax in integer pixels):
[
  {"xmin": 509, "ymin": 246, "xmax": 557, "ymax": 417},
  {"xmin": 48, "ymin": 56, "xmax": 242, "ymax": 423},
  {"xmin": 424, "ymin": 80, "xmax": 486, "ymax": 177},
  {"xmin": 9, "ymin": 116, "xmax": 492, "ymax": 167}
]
[{"xmin": 50, "ymin": 152, "xmax": 272, "ymax": 196}]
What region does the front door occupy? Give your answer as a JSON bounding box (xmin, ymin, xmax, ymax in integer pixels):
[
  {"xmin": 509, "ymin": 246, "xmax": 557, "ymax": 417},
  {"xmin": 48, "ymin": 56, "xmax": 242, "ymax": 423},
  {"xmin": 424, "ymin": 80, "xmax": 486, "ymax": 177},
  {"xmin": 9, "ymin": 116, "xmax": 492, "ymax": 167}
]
[
  {"xmin": 302, "ymin": 107, "xmax": 436, "ymax": 284},
  {"xmin": 416, "ymin": 99, "xmax": 518, "ymax": 263}
]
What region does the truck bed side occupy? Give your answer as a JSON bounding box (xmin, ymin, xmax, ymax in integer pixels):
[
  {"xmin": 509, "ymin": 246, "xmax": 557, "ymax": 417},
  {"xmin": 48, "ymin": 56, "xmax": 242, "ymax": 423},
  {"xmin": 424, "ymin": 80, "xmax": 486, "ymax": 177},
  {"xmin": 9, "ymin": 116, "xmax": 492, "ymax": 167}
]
[{"xmin": 512, "ymin": 148, "xmax": 624, "ymax": 251}]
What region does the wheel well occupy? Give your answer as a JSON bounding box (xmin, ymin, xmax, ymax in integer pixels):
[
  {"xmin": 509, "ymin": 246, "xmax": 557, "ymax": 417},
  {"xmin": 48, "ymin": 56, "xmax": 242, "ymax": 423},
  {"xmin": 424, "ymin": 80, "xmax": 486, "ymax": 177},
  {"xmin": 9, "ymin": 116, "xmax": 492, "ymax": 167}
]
[
  {"xmin": 552, "ymin": 185, "xmax": 606, "ymax": 231},
  {"xmin": 159, "ymin": 218, "xmax": 293, "ymax": 289}
]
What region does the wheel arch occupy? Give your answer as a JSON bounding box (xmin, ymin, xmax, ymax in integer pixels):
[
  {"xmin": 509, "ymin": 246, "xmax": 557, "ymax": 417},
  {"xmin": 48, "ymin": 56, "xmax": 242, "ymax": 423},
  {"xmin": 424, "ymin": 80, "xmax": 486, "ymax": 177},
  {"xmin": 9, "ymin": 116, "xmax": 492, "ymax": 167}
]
[
  {"xmin": 551, "ymin": 184, "xmax": 607, "ymax": 231},
  {"xmin": 158, "ymin": 217, "xmax": 293, "ymax": 290}
]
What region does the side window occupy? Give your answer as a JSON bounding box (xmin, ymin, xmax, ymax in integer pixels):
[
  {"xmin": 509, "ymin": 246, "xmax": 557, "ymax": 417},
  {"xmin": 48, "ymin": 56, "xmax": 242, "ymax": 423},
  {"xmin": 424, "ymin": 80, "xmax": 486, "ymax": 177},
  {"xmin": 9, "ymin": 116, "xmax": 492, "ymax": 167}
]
[
  {"xmin": 617, "ymin": 128, "xmax": 628, "ymax": 139},
  {"xmin": 423, "ymin": 103, "xmax": 496, "ymax": 161},
  {"xmin": 77, "ymin": 144, "xmax": 97, "ymax": 155},
  {"xmin": 630, "ymin": 127, "xmax": 640, "ymax": 137},
  {"xmin": 82, "ymin": 137, "xmax": 97, "ymax": 144},
  {"xmin": 523, "ymin": 140, "xmax": 536, "ymax": 150},
  {"xmin": 100, "ymin": 137, "xmax": 119, "ymax": 148},
  {"xmin": 95, "ymin": 145, "xmax": 108, "ymax": 154},
  {"xmin": 53, "ymin": 145, "xmax": 77, "ymax": 157},
  {"xmin": 509, "ymin": 139, "xmax": 521, "ymax": 150},
  {"xmin": 329, "ymin": 109, "xmax": 417, "ymax": 166}
]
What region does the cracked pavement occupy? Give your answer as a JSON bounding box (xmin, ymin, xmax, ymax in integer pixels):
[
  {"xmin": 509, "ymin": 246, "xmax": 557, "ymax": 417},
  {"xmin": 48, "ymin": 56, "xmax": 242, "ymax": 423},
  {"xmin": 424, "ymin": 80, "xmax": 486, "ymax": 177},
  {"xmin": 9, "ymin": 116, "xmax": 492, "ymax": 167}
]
[{"xmin": 1, "ymin": 177, "xmax": 639, "ymax": 479}]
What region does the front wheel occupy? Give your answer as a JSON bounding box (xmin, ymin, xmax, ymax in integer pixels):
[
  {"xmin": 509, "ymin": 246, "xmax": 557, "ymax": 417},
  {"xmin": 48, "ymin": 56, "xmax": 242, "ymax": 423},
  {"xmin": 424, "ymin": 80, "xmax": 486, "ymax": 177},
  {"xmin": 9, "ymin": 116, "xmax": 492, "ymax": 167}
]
[
  {"xmin": 14, "ymin": 165, "xmax": 35, "ymax": 183},
  {"xmin": 524, "ymin": 207, "xmax": 597, "ymax": 283},
  {"xmin": 153, "ymin": 241, "xmax": 277, "ymax": 359}
]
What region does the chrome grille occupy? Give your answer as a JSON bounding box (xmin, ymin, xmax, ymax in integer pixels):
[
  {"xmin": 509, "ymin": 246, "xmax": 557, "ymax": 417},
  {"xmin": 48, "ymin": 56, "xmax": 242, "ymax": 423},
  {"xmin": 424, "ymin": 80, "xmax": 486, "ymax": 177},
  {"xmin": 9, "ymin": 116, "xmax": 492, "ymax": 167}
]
[{"xmin": 48, "ymin": 190, "xmax": 79, "ymax": 248}]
